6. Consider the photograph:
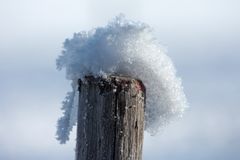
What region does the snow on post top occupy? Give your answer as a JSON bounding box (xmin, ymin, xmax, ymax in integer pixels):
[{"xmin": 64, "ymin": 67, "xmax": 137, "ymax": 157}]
[{"xmin": 56, "ymin": 14, "xmax": 188, "ymax": 144}]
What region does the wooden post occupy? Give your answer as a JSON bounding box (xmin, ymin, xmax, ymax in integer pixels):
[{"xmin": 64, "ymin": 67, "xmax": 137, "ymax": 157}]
[{"xmin": 76, "ymin": 75, "xmax": 145, "ymax": 160}]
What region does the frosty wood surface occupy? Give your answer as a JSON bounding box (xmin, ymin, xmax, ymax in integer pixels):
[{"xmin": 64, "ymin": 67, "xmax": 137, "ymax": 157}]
[{"xmin": 76, "ymin": 76, "xmax": 145, "ymax": 160}]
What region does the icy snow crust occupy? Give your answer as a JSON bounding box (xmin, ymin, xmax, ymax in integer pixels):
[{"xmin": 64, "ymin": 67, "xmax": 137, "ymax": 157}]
[{"xmin": 56, "ymin": 15, "xmax": 187, "ymax": 143}]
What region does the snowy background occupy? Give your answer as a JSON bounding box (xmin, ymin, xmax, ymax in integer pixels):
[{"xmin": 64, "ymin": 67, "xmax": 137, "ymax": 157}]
[{"xmin": 0, "ymin": 0, "xmax": 240, "ymax": 159}]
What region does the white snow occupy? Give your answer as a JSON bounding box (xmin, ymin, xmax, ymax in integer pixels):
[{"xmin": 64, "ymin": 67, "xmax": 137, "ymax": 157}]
[{"xmin": 56, "ymin": 14, "xmax": 188, "ymax": 143}]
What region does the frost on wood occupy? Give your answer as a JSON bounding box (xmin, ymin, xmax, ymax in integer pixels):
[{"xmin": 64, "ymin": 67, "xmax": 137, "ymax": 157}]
[{"xmin": 56, "ymin": 14, "xmax": 188, "ymax": 143}]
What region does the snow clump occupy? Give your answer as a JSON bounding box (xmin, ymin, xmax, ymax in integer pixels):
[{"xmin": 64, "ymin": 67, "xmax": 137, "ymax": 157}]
[{"xmin": 56, "ymin": 15, "xmax": 188, "ymax": 143}]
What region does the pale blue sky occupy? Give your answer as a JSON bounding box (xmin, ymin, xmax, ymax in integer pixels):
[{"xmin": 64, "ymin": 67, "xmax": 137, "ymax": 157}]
[{"xmin": 0, "ymin": 0, "xmax": 240, "ymax": 159}]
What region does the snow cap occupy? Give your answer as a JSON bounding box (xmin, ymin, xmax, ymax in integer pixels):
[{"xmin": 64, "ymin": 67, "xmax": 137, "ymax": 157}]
[{"xmin": 56, "ymin": 14, "xmax": 188, "ymax": 143}]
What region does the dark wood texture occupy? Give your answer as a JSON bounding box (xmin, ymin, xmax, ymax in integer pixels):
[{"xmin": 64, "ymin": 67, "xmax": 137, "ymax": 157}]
[{"xmin": 76, "ymin": 76, "xmax": 145, "ymax": 160}]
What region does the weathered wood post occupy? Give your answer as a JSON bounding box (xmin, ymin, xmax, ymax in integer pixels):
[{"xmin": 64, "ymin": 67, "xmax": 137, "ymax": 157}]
[{"xmin": 76, "ymin": 75, "xmax": 145, "ymax": 160}]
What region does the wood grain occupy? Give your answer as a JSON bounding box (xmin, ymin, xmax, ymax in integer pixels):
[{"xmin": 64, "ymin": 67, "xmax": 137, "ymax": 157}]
[{"xmin": 76, "ymin": 76, "xmax": 145, "ymax": 160}]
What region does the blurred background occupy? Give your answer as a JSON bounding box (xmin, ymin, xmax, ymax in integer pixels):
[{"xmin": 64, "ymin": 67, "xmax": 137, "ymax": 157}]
[{"xmin": 0, "ymin": 0, "xmax": 239, "ymax": 159}]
